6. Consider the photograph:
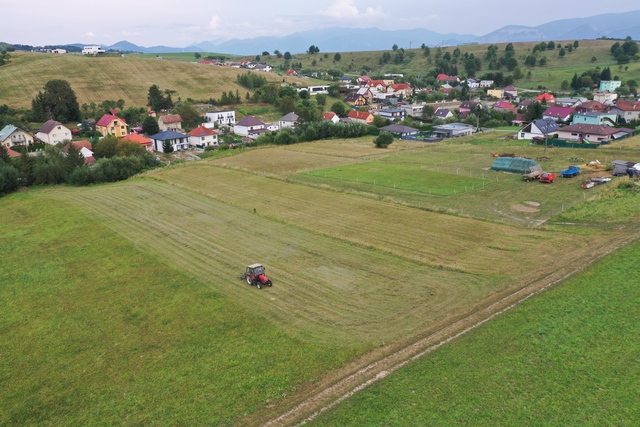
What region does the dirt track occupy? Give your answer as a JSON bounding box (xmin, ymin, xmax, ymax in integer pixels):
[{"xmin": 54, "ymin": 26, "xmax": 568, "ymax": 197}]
[{"xmin": 257, "ymin": 225, "xmax": 640, "ymax": 427}]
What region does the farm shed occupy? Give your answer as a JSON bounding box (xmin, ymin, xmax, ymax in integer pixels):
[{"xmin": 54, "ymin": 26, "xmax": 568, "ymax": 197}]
[{"xmin": 490, "ymin": 157, "xmax": 540, "ymax": 174}]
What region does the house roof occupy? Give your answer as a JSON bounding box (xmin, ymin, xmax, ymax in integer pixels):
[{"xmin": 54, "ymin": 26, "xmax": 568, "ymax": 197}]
[
  {"xmin": 535, "ymin": 93, "xmax": 556, "ymax": 102},
  {"xmin": 0, "ymin": 125, "xmax": 18, "ymax": 141},
  {"xmin": 389, "ymin": 83, "xmax": 410, "ymax": 90},
  {"xmin": 612, "ymin": 100, "xmax": 640, "ymax": 111},
  {"xmin": 279, "ymin": 112, "xmax": 299, "ymax": 122},
  {"xmin": 493, "ymin": 101, "xmax": 516, "ymax": 110},
  {"xmin": 62, "ymin": 140, "xmax": 93, "ymax": 153},
  {"xmin": 435, "ymin": 108, "xmax": 452, "ymax": 118},
  {"xmin": 149, "ymin": 130, "xmax": 188, "ymax": 141},
  {"xmin": 345, "ymin": 94, "xmax": 365, "ymax": 102},
  {"xmin": 159, "ymin": 114, "xmax": 183, "ymax": 124},
  {"xmin": 358, "ymin": 76, "xmax": 372, "ymax": 82},
  {"xmin": 7, "ymin": 147, "xmax": 21, "ymax": 158},
  {"xmin": 543, "ymin": 106, "xmax": 575, "ymax": 118},
  {"xmin": 347, "ymin": 110, "xmax": 372, "ymax": 120},
  {"xmin": 323, "ymin": 112, "xmax": 337, "ymax": 120},
  {"xmin": 558, "ymin": 123, "xmax": 618, "ymax": 136},
  {"xmin": 97, "ymin": 113, "xmax": 126, "ymax": 127},
  {"xmin": 504, "ymin": 85, "xmax": 517, "ymax": 92},
  {"xmin": 121, "ymin": 132, "xmax": 153, "ymax": 145},
  {"xmin": 436, "ymin": 74, "xmax": 458, "ymax": 81},
  {"xmin": 38, "ymin": 120, "xmax": 63, "ymax": 134},
  {"xmin": 576, "ymin": 100, "xmax": 608, "ymax": 111},
  {"xmin": 367, "ymin": 80, "xmax": 387, "ymax": 87},
  {"xmin": 379, "ymin": 124, "xmax": 418, "ymax": 134},
  {"xmin": 236, "ymin": 116, "xmax": 266, "ymax": 127},
  {"xmin": 187, "ymin": 125, "xmax": 218, "ymax": 137},
  {"xmin": 532, "ymin": 119, "xmax": 559, "ymax": 134}
]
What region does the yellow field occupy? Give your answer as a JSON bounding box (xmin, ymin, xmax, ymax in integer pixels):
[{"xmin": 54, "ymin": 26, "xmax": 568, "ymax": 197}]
[{"xmin": 0, "ymin": 52, "xmax": 307, "ymax": 109}]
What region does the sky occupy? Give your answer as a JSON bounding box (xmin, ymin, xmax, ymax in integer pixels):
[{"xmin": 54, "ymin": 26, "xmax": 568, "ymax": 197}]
[{"xmin": 5, "ymin": 1, "xmax": 640, "ymax": 47}]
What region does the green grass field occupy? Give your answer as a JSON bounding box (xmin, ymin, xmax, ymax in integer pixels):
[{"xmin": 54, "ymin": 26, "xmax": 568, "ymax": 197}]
[
  {"xmin": 308, "ymin": 237, "xmax": 640, "ymax": 426},
  {"xmin": 1, "ymin": 132, "xmax": 639, "ymax": 426}
]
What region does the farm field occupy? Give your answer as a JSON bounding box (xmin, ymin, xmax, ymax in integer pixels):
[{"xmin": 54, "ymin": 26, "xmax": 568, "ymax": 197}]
[
  {"xmin": 308, "ymin": 237, "xmax": 640, "ymax": 427},
  {"xmin": 0, "ymin": 52, "xmax": 307, "ymax": 109},
  {"xmin": 2, "ymin": 133, "xmax": 639, "ymax": 426}
]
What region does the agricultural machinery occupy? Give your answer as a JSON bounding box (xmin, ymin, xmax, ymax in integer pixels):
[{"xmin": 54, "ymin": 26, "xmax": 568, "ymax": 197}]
[{"xmin": 241, "ymin": 263, "xmax": 272, "ymax": 289}]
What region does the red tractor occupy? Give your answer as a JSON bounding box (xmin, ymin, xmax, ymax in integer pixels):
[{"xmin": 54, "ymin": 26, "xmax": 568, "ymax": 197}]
[{"xmin": 241, "ymin": 263, "xmax": 272, "ymax": 289}]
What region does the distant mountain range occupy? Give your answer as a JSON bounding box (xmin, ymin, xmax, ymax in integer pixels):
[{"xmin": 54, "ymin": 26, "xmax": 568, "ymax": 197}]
[{"xmin": 10, "ymin": 10, "xmax": 640, "ymax": 56}]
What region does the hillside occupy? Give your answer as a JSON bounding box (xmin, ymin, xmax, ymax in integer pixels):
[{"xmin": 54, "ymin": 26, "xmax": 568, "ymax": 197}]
[{"xmin": 0, "ymin": 52, "xmax": 308, "ymax": 109}]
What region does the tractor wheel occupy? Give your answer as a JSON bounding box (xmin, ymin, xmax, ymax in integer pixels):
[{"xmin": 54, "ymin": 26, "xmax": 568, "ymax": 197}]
[
  {"xmin": 267, "ymin": 280, "xmax": 272, "ymax": 287},
  {"xmin": 246, "ymin": 276, "xmax": 252, "ymax": 285},
  {"xmin": 256, "ymin": 282, "xmax": 262, "ymax": 289}
]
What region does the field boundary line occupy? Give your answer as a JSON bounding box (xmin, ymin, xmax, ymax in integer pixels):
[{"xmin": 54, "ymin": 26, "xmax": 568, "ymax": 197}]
[{"xmin": 260, "ymin": 227, "xmax": 640, "ymax": 427}]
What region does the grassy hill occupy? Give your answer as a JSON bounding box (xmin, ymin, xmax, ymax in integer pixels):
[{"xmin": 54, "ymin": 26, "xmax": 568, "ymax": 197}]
[
  {"xmin": 1, "ymin": 40, "xmax": 636, "ymax": 111},
  {"xmin": 0, "ymin": 52, "xmax": 308, "ymax": 109}
]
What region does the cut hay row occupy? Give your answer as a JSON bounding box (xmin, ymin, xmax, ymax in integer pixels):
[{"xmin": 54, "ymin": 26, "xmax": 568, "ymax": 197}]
[
  {"xmin": 52, "ymin": 181, "xmax": 491, "ymax": 344},
  {"xmin": 153, "ymin": 165, "xmax": 604, "ymax": 281}
]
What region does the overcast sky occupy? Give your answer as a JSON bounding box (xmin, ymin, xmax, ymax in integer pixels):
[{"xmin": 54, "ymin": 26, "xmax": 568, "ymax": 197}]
[{"xmin": 6, "ymin": 1, "xmax": 640, "ymax": 47}]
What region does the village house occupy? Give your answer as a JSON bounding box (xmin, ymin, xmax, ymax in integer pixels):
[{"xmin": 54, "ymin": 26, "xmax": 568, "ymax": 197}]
[
  {"xmin": 323, "ymin": 111, "xmax": 340, "ymax": 123},
  {"xmin": 356, "ymin": 87, "xmax": 374, "ymax": 103},
  {"xmin": 518, "ymin": 118, "xmax": 559, "ymax": 140},
  {"xmin": 187, "ymin": 125, "xmax": 218, "ymax": 148},
  {"xmin": 233, "ymin": 116, "xmax": 266, "ymax": 136},
  {"xmin": 434, "ymin": 108, "xmax": 454, "ymax": 120},
  {"xmin": 97, "ymin": 112, "xmax": 129, "ymax": 137},
  {"xmin": 433, "ymin": 123, "xmax": 474, "ymax": 138},
  {"xmin": 345, "ymin": 93, "xmax": 368, "ymax": 107},
  {"xmin": 487, "ymin": 88, "xmax": 504, "ymax": 99},
  {"xmin": 347, "ymin": 110, "xmax": 374, "ymax": 125},
  {"xmin": 599, "ymin": 80, "xmax": 622, "ymax": 92},
  {"xmin": 0, "ymin": 125, "xmax": 33, "ymax": 148},
  {"xmin": 377, "ymin": 108, "xmax": 405, "ymax": 121},
  {"xmin": 387, "ymin": 83, "xmax": 413, "ymax": 98},
  {"xmin": 158, "ymin": 114, "xmax": 183, "ymax": 132},
  {"xmin": 121, "ymin": 132, "xmax": 153, "ymax": 152},
  {"xmin": 575, "ymin": 100, "xmax": 609, "ymax": 114},
  {"xmin": 542, "ymin": 106, "xmax": 575, "ymax": 123},
  {"xmin": 556, "ymin": 123, "xmax": 618, "ymax": 142},
  {"xmin": 36, "ymin": 120, "xmax": 72, "ymax": 145},
  {"xmin": 62, "ymin": 140, "xmax": 96, "ymax": 165},
  {"xmin": 379, "ymin": 124, "xmax": 418, "ymax": 137},
  {"xmin": 609, "ymin": 100, "xmax": 640, "ymax": 123},
  {"xmin": 279, "ymin": 112, "xmax": 299, "ymax": 129},
  {"xmin": 592, "ymin": 91, "xmax": 618, "ymax": 104},
  {"xmin": 150, "ymin": 130, "xmax": 189, "ymax": 152},
  {"xmin": 571, "ymin": 112, "xmax": 618, "ymax": 126},
  {"xmin": 205, "ymin": 110, "xmax": 236, "ymax": 127},
  {"xmin": 436, "ymin": 74, "xmax": 459, "ymax": 84},
  {"xmin": 503, "ymin": 85, "xmax": 518, "ymax": 98}
]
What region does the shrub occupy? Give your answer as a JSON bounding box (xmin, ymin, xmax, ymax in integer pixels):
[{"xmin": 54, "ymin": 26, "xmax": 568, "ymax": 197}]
[{"xmin": 374, "ymin": 132, "xmax": 394, "ymax": 148}]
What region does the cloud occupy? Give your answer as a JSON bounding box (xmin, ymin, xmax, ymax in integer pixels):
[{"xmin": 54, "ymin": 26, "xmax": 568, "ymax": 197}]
[
  {"xmin": 80, "ymin": 32, "xmax": 95, "ymax": 38},
  {"xmin": 322, "ymin": 0, "xmax": 384, "ymax": 20},
  {"xmin": 208, "ymin": 15, "xmax": 221, "ymax": 30}
]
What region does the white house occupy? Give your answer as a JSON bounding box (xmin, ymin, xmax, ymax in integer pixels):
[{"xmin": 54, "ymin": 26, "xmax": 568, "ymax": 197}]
[
  {"xmin": 599, "ymin": 80, "xmax": 622, "ymax": 92},
  {"xmin": 158, "ymin": 114, "xmax": 183, "ymax": 132},
  {"xmin": 205, "ymin": 110, "xmax": 236, "ymax": 127},
  {"xmin": 149, "ymin": 130, "xmax": 189, "ymax": 152},
  {"xmin": 233, "ymin": 116, "xmax": 266, "ymax": 136},
  {"xmin": 51, "ymin": 49, "xmax": 67, "ymax": 54},
  {"xmin": 82, "ymin": 45, "xmax": 105, "ymax": 55},
  {"xmin": 36, "ymin": 120, "xmax": 72, "ymax": 145},
  {"xmin": 187, "ymin": 125, "xmax": 218, "ymax": 148},
  {"xmin": 323, "ymin": 112, "xmax": 340, "ymax": 123},
  {"xmin": 279, "ymin": 112, "xmax": 299, "ymax": 129},
  {"xmin": 518, "ymin": 119, "xmax": 559, "ymax": 140}
]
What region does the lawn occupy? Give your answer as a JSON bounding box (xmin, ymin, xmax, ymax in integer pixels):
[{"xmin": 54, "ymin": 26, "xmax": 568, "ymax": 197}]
[{"xmin": 309, "ymin": 237, "xmax": 640, "ymax": 426}]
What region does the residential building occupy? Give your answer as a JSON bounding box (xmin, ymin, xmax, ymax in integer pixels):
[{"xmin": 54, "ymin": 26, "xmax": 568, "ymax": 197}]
[
  {"xmin": 434, "ymin": 108, "xmax": 454, "ymax": 120},
  {"xmin": 377, "ymin": 108, "xmax": 405, "ymax": 121},
  {"xmin": 518, "ymin": 118, "xmax": 559, "ymax": 140},
  {"xmin": 592, "ymin": 91, "xmax": 618, "ymax": 104},
  {"xmin": 556, "ymin": 123, "xmax": 618, "ymax": 142},
  {"xmin": 493, "ymin": 101, "xmax": 517, "ymax": 112},
  {"xmin": 158, "ymin": 114, "xmax": 183, "ymax": 132},
  {"xmin": 487, "ymin": 88, "xmax": 504, "ymax": 99},
  {"xmin": 36, "ymin": 120, "xmax": 72, "ymax": 145},
  {"xmin": 379, "ymin": 124, "xmax": 418, "ymax": 137},
  {"xmin": 97, "ymin": 113, "xmax": 129, "ymax": 137},
  {"xmin": 432, "ymin": 123, "xmax": 474, "ymax": 138},
  {"xmin": 347, "ymin": 110, "xmax": 374, "ymax": 125},
  {"xmin": 535, "ymin": 93, "xmax": 556, "ymax": 103},
  {"xmin": 400, "ymin": 103, "xmax": 424, "ymax": 118},
  {"xmin": 571, "ymin": 112, "xmax": 618, "ymax": 126},
  {"xmin": 121, "ymin": 132, "xmax": 153, "ymax": 152},
  {"xmin": 279, "ymin": 112, "xmax": 299, "ymax": 129},
  {"xmin": 205, "ymin": 110, "xmax": 236, "ymax": 127},
  {"xmin": 345, "ymin": 93, "xmax": 368, "ymax": 107},
  {"xmin": 387, "ymin": 83, "xmax": 413, "ymax": 98},
  {"xmin": 233, "ymin": 116, "xmax": 266, "ymax": 136},
  {"xmin": 62, "ymin": 140, "xmax": 96, "ymax": 166},
  {"xmin": 187, "ymin": 125, "xmax": 218, "ymax": 148},
  {"xmin": 503, "ymin": 85, "xmax": 518, "ymax": 98},
  {"xmin": 575, "ymin": 100, "xmax": 609, "ymax": 113},
  {"xmin": 542, "ymin": 106, "xmax": 575, "ymax": 123},
  {"xmin": 555, "ymin": 97, "xmax": 587, "ymax": 108},
  {"xmin": 0, "ymin": 125, "xmax": 33, "ymax": 148},
  {"xmin": 599, "ymin": 80, "xmax": 622, "ymax": 92},
  {"xmin": 82, "ymin": 45, "xmax": 105, "ymax": 55},
  {"xmin": 436, "ymin": 74, "xmax": 459, "ymax": 83},
  {"xmin": 323, "ymin": 112, "xmax": 340, "ymax": 123},
  {"xmin": 356, "ymin": 87, "xmax": 374, "ymax": 103},
  {"xmin": 609, "ymin": 100, "xmax": 640, "ymax": 123},
  {"xmin": 149, "ymin": 130, "xmax": 189, "ymax": 152}
]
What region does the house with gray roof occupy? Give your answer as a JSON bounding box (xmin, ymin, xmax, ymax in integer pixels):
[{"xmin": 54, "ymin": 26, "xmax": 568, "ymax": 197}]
[
  {"xmin": 517, "ymin": 119, "xmax": 559, "ymax": 140},
  {"xmin": 379, "ymin": 124, "xmax": 418, "ymax": 137},
  {"xmin": 149, "ymin": 130, "xmax": 189, "ymax": 152},
  {"xmin": 0, "ymin": 125, "xmax": 33, "ymax": 148},
  {"xmin": 279, "ymin": 112, "xmax": 299, "ymax": 129}
]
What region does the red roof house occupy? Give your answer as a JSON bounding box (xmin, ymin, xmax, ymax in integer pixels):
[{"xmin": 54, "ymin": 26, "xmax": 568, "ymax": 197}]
[
  {"xmin": 535, "ymin": 93, "xmax": 556, "ymax": 103},
  {"xmin": 347, "ymin": 110, "xmax": 374, "ymax": 125},
  {"xmin": 542, "ymin": 106, "xmax": 575, "ymax": 122},
  {"xmin": 121, "ymin": 132, "xmax": 153, "ymax": 152}
]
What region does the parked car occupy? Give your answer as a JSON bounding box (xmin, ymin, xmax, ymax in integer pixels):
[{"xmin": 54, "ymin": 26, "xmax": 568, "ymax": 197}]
[{"xmin": 539, "ymin": 172, "xmax": 556, "ymax": 183}]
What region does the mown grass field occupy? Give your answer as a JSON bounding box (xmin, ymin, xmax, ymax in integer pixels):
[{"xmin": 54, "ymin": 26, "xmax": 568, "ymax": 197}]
[
  {"xmin": 0, "ymin": 52, "xmax": 307, "ymax": 109},
  {"xmin": 2, "ymin": 131, "xmax": 639, "ymax": 425},
  {"xmin": 308, "ymin": 236, "xmax": 640, "ymax": 426}
]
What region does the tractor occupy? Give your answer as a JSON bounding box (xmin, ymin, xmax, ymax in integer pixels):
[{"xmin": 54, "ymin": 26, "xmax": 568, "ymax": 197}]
[{"xmin": 241, "ymin": 263, "xmax": 272, "ymax": 289}]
